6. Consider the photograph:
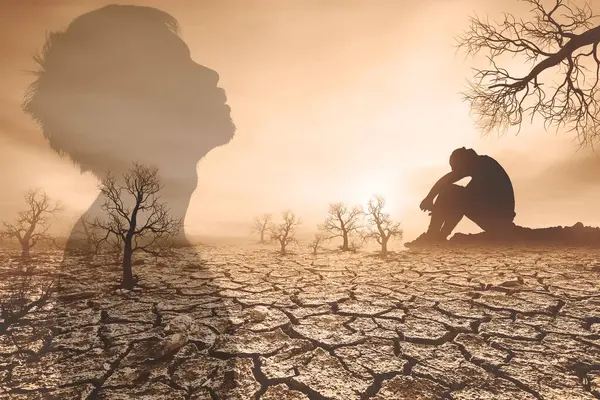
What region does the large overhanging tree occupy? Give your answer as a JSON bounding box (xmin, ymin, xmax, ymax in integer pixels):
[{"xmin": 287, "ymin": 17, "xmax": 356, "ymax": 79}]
[{"xmin": 459, "ymin": 0, "xmax": 600, "ymax": 145}]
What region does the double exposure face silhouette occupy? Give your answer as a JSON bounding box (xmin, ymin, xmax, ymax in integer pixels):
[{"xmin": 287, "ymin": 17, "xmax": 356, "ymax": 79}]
[
  {"xmin": 23, "ymin": 4, "xmax": 236, "ymax": 249},
  {"xmin": 19, "ymin": 6, "xmax": 240, "ymax": 396},
  {"xmin": 23, "ymin": 4, "xmax": 235, "ymax": 179}
]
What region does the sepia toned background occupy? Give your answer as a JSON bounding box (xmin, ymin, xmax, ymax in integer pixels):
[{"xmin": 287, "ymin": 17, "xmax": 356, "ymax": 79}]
[{"xmin": 1, "ymin": 0, "xmax": 599, "ymax": 242}]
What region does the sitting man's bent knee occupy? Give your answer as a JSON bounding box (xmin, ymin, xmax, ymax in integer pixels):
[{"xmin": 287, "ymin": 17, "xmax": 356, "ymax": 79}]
[{"xmin": 434, "ymin": 184, "xmax": 466, "ymax": 213}]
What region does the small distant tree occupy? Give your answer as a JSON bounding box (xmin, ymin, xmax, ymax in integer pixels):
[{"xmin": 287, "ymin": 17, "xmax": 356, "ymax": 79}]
[
  {"xmin": 319, "ymin": 202, "xmax": 363, "ymax": 251},
  {"xmin": 349, "ymin": 235, "xmax": 367, "ymax": 253},
  {"xmin": 251, "ymin": 213, "xmax": 272, "ymax": 244},
  {"xmin": 270, "ymin": 210, "xmax": 300, "ymax": 255},
  {"xmin": 308, "ymin": 232, "xmax": 326, "ymax": 255},
  {"xmin": 1, "ymin": 189, "xmax": 62, "ymax": 258},
  {"xmin": 90, "ymin": 163, "xmax": 182, "ymax": 289},
  {"xmin": 364, "ymin": 195, "xmax": 403, "ymax": 256}
]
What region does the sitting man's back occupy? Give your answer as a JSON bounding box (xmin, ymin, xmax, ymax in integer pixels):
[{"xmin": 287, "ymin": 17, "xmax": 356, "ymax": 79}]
[{"xmin": 458, "ymin": 152, "xmax": 515, "ymax": 224}]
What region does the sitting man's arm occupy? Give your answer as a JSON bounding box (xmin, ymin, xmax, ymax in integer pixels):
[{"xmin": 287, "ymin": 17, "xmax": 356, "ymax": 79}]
[{"xmin": 420, "ymin": 170, "xmax": 468, "ymax": 211}]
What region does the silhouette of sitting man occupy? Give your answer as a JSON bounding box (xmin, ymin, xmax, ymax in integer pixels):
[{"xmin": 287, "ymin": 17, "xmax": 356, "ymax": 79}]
[{"xmin": 409, "ymin": 147, "xmax": 515, "ymax": 245}]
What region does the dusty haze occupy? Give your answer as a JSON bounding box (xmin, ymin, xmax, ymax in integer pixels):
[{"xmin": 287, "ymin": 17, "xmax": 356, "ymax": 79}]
[{"xmin": 1, "ymin": 0, "xmax": 600, "ymax": 243}]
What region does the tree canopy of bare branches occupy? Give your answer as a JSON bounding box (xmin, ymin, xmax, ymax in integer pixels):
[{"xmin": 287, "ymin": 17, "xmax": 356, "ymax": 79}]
[
  {"xmin": 318, "ymin": 202, "xmax": 363, "ymax": 251},
  {"xmin": 251, "ymin": 213, "xmax": 272, "ymax": 244},
  {"xmin": 458, "ymin": 0, "xmax": 600, "ymax": 145},
  {"xmin": 90, "ymin": 163, "xmax": 182, "ymax": 289},
  {"xmin": 270, "ymin": 210, "xmax": 300, "ymax": 255},
  {"xmin": 1, "ymin": 189, "xmax": 62, "ymax": 258},
  {"xmin": 364, "ymin": 195, "xmax": 403, "ymax": 256}
]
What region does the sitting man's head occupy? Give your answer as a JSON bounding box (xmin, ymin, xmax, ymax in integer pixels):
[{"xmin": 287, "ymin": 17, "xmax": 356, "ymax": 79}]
[
  {"xmin": 449, "ymin": 147, "xmax": 478, "ymax": 172},
  {"xmin": 23, "ymin": 4, "xmax": 235, "ymax": 178}
]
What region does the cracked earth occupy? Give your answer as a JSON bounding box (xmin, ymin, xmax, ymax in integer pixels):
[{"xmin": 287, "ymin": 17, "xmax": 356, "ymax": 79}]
[{"xmin": 1, "ymin": 245, "xmax": 600, "ymax": 399}]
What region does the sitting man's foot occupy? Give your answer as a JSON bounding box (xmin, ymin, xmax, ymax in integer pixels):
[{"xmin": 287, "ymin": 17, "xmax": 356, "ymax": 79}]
[{"xmin": 404, "ymin": 231, "xmax": 447, "ymax": 248}]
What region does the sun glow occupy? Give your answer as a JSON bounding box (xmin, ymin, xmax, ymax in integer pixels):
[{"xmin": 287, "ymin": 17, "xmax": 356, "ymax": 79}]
[{"xmin": 351, "ymin": 172, "xmax": 396, "ymax": 214}]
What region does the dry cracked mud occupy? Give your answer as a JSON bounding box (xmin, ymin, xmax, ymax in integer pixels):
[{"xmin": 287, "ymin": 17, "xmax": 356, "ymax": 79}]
[{"xmin": 1, "ymin": 245, "xmax": 600, "ymax": 399}]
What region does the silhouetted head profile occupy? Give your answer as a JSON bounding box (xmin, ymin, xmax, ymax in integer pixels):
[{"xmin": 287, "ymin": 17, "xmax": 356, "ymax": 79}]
[
  {"xmin": 23, "ymin": 4, "xmax": 235, "ymax": 179},
  {"xmin": 449, "ymin": 147, "xmax": 478, "ymax": 172}
]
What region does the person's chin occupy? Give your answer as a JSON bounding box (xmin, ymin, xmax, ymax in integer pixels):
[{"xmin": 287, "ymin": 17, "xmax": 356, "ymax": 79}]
[
  {"xmin": 215, "ymin": 120, "xmax": 236, "ymax": 147},
  {"xmin": 192, "ymin": 129, "xmax": 235, "ymax": 160}
]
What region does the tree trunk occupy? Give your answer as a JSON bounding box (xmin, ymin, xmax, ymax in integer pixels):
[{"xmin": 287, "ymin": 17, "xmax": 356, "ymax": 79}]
[
  {"xmin": 122, "ymin": 239, "xmax": 134, "ymax": 289},
  {"xmin": 381, "ymin": 238, "xmax": 388, "ymax": 256},
  {"xmin": 341, "ymin": 232, "xmax": 349, "ymax": 251},
  {"xmin": 280, "ymin": 240, "xmax": 286, "ymax": 255},
  {"xmin": 20, "ymin": 240, "xmax": 30, "ymax": 258},
  {"xmin": 260, "ymin": 231, "xmax": 265, "ymax": 244}
]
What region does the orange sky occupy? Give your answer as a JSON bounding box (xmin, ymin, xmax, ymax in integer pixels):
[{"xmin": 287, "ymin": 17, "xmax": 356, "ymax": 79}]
[{"xmin": 1, "ymin": 0, "xmax": 600, "ymax": 241}]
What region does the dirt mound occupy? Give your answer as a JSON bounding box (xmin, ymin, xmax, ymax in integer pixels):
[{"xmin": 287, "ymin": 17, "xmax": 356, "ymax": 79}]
[{"xmin": 449, "ymin": 222, "xmax": 600, "ymax": 247}]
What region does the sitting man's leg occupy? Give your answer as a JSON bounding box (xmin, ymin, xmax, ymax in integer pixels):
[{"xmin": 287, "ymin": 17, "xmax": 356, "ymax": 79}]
[
  {"xmin": 465, "ymin": 206, "xmax": 515, "ymax": 236},
  {"xmin": 427, "ymin": 184, "xmax": 466, "ymax": 240}
]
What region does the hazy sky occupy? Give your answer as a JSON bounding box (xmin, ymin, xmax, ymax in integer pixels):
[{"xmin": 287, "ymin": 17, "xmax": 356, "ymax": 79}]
[{"xmin": 1, "ymin": 0, "xmax": 600, "ymax": 241}]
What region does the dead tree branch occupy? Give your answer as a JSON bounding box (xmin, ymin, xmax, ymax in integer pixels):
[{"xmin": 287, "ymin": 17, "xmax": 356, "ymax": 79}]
[{"xmin": 458, "ymin": 0, "xmax": 600, "ymax": 145}]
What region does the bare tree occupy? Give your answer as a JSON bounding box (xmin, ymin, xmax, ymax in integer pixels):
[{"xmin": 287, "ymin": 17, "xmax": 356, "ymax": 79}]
[
  {"xmin": 319, "ymin": 202, "xmax": 363, "ymax": 251},
  {"xmin": 308, "ymin": 232, "xmax": 327, "ymax": 255},
  {"xmin": 364, "ymin": 195, "xmax": 403, "ymax": 256},
  {"xmin": 1, "ymin": 189, "xmax": 62, "ymax": 258},
  {"xmin": 90, "ymin": 163, "xmax": 182, "ymax": 289},
  {"xmin": 458, "ymin": 0, "xmax": 600, "ymax": 145},
  {"xmin": 251, "ymin": 213, "xmax": 272, "ymax": 244},
  {"xmin": 270, "ymin": 210, "xmax": 300, "ymax": 255}
]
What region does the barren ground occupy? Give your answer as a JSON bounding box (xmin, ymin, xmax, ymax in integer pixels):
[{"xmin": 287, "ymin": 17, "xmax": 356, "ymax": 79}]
[{"xmin": 1, "ymin": 245, "xmax": 600, "ymax": 399}]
